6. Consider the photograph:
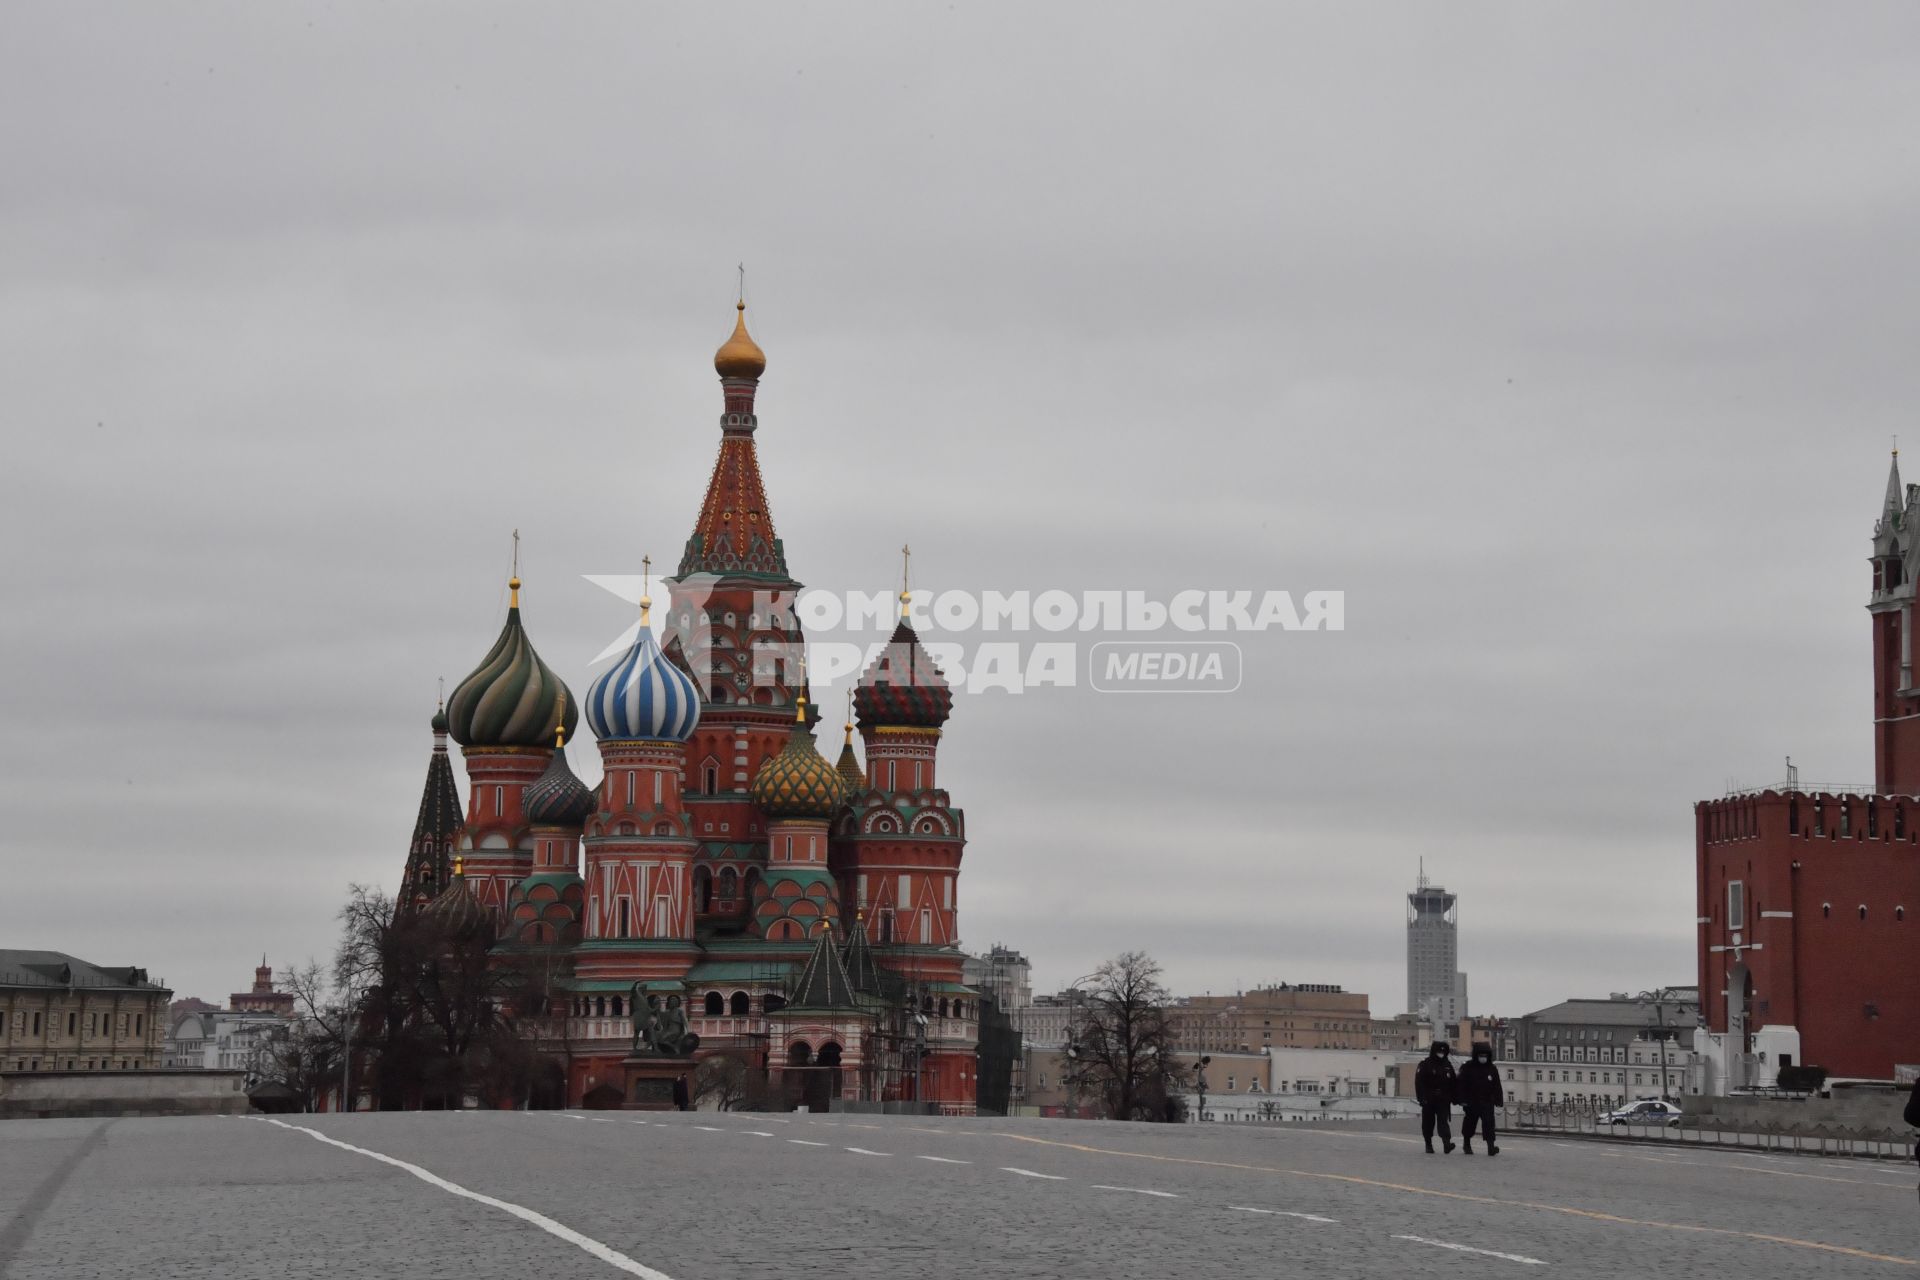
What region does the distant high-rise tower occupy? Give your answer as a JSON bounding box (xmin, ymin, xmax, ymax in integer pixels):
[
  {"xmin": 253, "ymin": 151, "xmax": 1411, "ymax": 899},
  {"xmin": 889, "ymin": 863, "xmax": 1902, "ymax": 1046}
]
[{"xmin": 1406, "ymin": 863, "xmax": 1468, "ymax": 1020}]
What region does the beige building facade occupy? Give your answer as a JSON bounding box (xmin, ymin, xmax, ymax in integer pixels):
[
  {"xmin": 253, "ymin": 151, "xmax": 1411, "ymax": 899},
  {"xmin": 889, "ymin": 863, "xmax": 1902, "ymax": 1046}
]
[
  {"xmin": 1171, "ymin": 984, "xmax": 1372, "ymax": 1053},
  {"xmin": 1, "ymin": 951, "xmax": 171, "ymax": 1073}
]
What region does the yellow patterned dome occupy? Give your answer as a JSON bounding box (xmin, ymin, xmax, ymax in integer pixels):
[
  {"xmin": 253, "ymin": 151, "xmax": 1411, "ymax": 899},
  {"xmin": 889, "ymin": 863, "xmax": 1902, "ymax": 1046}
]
[
  {"xmin": 751, "ymin": 704, "xmax": 843, "ymax": 819},
  {"xmin": 714, "ymin": 301, "xmax": 766, "ymax": 380}
]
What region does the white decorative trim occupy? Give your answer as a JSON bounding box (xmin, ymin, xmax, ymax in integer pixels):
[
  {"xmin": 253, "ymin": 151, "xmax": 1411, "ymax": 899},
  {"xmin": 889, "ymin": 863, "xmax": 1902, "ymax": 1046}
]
[{"xmin": 1760, "ymin": 910, "xmax": 1793, "ymax": 918}]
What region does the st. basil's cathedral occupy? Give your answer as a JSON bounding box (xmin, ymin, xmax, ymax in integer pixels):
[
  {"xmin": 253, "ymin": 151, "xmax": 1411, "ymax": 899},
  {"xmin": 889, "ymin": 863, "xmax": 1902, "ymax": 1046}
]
[{"xmin": 395, "ymin": 303, "xmax": 980, "ymax": 1111}]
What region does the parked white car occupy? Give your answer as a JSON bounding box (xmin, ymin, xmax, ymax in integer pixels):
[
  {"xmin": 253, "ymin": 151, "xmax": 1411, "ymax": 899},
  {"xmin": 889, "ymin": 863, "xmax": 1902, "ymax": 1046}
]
[{"xmin": 1603, "ymin": 1099, "xmax": 1682, "ymax": 1126}]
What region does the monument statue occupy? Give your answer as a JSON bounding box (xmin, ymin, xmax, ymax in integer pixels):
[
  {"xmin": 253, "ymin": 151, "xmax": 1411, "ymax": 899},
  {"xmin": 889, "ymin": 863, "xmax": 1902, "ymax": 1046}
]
[{"xmin": 629, "ymin": 986, "xmax": 700, "ymax": 1058}]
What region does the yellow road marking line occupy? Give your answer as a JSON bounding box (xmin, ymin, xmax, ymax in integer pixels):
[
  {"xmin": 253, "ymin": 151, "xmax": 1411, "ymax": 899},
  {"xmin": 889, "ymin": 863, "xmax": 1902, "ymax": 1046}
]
[{"xmin": 998, "ymin": 1132, "xmax": 1917, "ymax": 1267}]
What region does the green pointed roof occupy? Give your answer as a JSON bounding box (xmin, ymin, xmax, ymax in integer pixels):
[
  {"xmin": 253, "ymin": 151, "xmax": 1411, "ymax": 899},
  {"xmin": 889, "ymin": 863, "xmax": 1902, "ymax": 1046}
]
[
  {"xmin": 787, "ymin": 928, "xmax": 860, "ymax": 1011},
  {"xmin": 841, "ymin": 914, "xmax": 883, "ymax": 996}
]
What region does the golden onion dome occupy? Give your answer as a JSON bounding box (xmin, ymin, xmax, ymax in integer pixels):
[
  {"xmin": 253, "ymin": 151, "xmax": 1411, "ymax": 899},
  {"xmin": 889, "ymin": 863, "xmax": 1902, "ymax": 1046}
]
[
  {"xmin": 714, "ymin": 301, "xmax": 766, "ymax": 380},
  {"xmin": 750, "ymin": 703, "xmax": 844, "ymax": 819}
]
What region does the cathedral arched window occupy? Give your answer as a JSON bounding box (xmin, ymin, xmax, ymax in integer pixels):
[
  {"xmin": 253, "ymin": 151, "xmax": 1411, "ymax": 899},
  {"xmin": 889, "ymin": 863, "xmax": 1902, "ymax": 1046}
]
[
  {"xmin": 704, "ymin": 991, "xmax": 724, "ymax": 1016},
  {"xmin": 595, "ymin": 997, "xmax": 606, "ymax": 1017},
  {"xmin": 611, "ymin": 997, "xmax": 623, "ymax": 1017},
  {"xmin": 730, "ymin": 991, "xmax": 749, "ymax": 1015}
]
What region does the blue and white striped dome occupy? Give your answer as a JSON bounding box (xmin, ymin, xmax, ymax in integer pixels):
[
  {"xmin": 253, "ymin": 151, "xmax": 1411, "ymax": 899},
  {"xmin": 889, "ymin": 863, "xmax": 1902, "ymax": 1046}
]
[{"xmin": 586, "ymin": 619, "xmax": 701, "ymax": 743}]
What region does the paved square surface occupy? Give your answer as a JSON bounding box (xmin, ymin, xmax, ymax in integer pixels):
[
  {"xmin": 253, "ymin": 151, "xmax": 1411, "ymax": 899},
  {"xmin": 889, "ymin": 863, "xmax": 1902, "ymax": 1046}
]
[{"xmin": 3, "ymin": 1111, "xmax": 1916, "ymax": 1278}]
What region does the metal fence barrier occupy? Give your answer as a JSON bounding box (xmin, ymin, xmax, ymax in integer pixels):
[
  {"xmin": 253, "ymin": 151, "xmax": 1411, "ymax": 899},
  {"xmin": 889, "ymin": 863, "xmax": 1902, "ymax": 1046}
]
[{"xmin": 1500, "ymin": 1104, "xmax": 1917, "ymax": 1161}]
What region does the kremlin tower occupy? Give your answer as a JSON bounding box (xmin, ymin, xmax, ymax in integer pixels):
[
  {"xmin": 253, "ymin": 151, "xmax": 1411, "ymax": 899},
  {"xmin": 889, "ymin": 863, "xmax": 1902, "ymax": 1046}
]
[{"xmin": 406, "ymin": 298, "xmax": 980, "ymax": 1110}]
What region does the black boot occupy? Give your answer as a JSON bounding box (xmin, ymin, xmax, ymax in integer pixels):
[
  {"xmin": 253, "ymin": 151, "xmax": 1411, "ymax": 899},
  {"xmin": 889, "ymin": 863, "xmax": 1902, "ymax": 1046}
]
[
  {"xmin": 1488, "ymin": 1143, "xmax": 1500, "ymax": 1156},
  {"xmin": 1463, "ymin": 1138, "xmax": 1474, "ymax": 1154},
  {"xmin": 1443, "ymin": 1139, "xmax": 1456, "ymax": 1154},
  {"xmin": 1425, "ymin": 1140, "xmax": 1434, "ymax": 1153}
]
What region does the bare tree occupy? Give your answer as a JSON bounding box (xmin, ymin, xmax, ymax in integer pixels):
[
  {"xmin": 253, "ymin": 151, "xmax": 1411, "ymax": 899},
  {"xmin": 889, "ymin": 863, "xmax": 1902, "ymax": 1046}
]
[
  {"xmin": 692, "ymin": 1051, "xmax": 751, "ymax": 1111},
  {"xmin": 1060, "ymin": 951, "xmax": 1188, "ymax": 1121},
  {"xmin": 257, "ymin": 962, "xmax": 347, "ymax": 1112}
]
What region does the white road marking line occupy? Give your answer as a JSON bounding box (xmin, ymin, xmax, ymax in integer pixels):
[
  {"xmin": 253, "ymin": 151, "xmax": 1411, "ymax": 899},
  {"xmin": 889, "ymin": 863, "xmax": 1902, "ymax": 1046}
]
[
  {"xmin": 744, "ymin": 1131, "xmax": 775, "ymax": 1138},
  {"xmin": 1393, "ymin": 1235, "xmax": 1546, "ymax": 1266},
  {"xmin": 1002, "ymin": 1167, "xmax": 1067, "ymax": 1180},
  {"xmin": 918, "ymin": 1156, "xmax": 971, "ymax": 1164},
  {"xmin": 1229, "ymin": 1206, "xmax": 1338, "ymax": 1224},
  {"xmin": 693, "ymin": 1126, "xmax": 724, "ymax": 1132},
  {"xmin": 845, "ymin": 1147, "xmax": 890, "ymax": 1156},
  {"xmin": 589, "ymin": 1118, "xmax": 617, "ymax": 1124},
  {"xmin": 788, "ymin": 1139, "xmax": 830, "ymax": 1147},
  {"xmin": 906, "ymin": 1126, "xmax": 949, "ymax": 1135},
  {"xmin": 257, "ymin": 1119, "xmax": 677, "ymax": 1279},
  {"xmin": 627, "ymin": 1121, "xmax": 650, "ymax": 1126},
  {"xmin": 1092, "ymin": 1185, "xmax": 1180, "ymax": 1198}
]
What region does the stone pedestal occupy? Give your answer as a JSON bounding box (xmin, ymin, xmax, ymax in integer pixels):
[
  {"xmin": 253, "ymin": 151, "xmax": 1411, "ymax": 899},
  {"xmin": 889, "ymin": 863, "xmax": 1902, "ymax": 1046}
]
[{"xmin": 621, "ymin": 1056, "xmax": 695, "ymax": 1111}]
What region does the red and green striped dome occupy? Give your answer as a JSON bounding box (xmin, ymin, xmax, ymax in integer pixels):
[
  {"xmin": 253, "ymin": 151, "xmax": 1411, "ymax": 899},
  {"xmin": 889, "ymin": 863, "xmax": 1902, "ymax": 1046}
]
[
  {"xmin": 446, "ymin": 579, "xmax": 578, "ymax": 749},
  {"xmin": 853, "ymin": 620, "xmax": 952, "ymax": 730}
]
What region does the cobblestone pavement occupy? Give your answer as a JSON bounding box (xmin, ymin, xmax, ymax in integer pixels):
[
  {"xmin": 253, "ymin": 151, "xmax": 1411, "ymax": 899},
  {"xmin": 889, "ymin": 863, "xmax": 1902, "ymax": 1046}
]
[{"xmin": 3, "ymin": 1111, "xmax": 1918, "ymax": 1279}]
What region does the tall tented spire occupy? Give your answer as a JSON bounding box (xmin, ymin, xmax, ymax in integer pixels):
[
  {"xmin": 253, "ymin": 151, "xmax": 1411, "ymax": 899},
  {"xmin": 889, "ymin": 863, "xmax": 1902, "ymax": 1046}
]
[
  {"xmin": 399, "ymin": 702, "xmax": 465, "ymax": 913},
  {"xmin": 681, "ymin": 300, "xmax": 789, "ymax": 580},
  {"xmin": 1885, "ymin": 448, "xmax": 1904, "ymax": 525}
]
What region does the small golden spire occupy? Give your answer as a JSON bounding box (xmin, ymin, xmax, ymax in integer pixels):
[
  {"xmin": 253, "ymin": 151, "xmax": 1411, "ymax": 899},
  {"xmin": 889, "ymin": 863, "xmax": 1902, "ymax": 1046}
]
[
  {"xmin": 510, "ymin": 529, "xmax": 522, "ymax": 608},
  {"xmin": 844, "ymin": 687, "xmax": 855, "ymax": 744},
  {"xmin": 640, "ymin": 553, "xmax": 653, "ymax": 625},
  {"xmin": 899, "ymin": 543, "xmax": 912, "ymax": 619},
  {"xmin": 452, "ymin": 855, "xmax": 465, "ymax": 878},
  {"xmin": 552, "ymin": 691, "xmax": 567, "ymax": 749}
]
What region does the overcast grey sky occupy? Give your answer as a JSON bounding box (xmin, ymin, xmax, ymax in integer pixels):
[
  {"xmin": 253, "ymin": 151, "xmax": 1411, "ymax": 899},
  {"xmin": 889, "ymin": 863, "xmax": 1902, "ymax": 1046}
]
[{"xmin": 3, "ymin": 4, "xmax": 1917, "ymax": 1016}]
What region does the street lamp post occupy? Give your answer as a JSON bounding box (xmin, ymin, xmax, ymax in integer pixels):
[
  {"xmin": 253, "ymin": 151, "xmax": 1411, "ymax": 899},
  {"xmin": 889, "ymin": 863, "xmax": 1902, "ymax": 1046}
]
[
  {"xmin": 1194, "ymin": 1055, "xmax": 1211, "ymax": 1123},
  {"xmin": 1635, "ymin": 987, "xmax": 1694, "ymax": 1103}
]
